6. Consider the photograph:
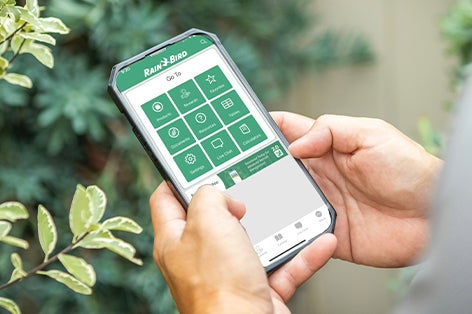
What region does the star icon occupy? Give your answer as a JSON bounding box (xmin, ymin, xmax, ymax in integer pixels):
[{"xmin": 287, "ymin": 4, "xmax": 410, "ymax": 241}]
[{"xmin": 205, "ymin": 74, "xmax": 216, "ymax": 84}]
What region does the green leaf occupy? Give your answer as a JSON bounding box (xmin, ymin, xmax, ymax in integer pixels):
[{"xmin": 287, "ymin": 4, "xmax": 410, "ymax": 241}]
[
  {"xmin": 20, "ymin": 40, "xmax": 53, "ymax": 68},
  {"xmin": 37, "ymin": 17, "xmax": 70, "ymax": 34},
  {"xmin": 3, "ymin": 73, "xmax": 33, "ymax": 88},
  {"xmin": 0, "ymin": 236, "xmax": 29, "ymax": 249},
  {"xmin": 102, "ymin": 216, "xmax": 143, "ymax": 234},
  {"xmin": 19, "ymin": 32, "xmax": 56, "ymax": 45},
  {"xmin": 0, "ymin": 56, "xmax": 8, "ymax": 69},
  {"xmin": 37, "ymin": 204, "xmax": 57, "ymax": 260},
  {"xmin": 9, "ymin": 268, "xmax": 26, "ymax": 283},
  {"xmin": 0, "ymin": 221, "xmax": 11, "ymax": 237},
  {"xmin": 0, "ymin": 297, "xmax": 21, "ymax": 314},
  {"xmin": 26, "ymin": 0, "xmax": 39, "ymax": 17},
  {"xmin": 69, "ymin": 184, "xmax": 93, "ymax": 239},
  {"xmin": 58, "ymin": 254, "xmax": 96, "ymax": 287},
  {"xmin": 86, "ymin": 185, "xmax": 106, "ymax": 224},
  {"xmin": 38, "ymin": 270, "xmax": 92, "ymax": 295},
  {"xmin": 0, "ymin": 202, "xmax": 29, "ymax": 222},
  {"xmin": 11, "ymin": 252, "xmax": 23, "ymax": 270},
  {"xmin": 78, "ymin": 230, "xmax": 142, "ymax": 265}
]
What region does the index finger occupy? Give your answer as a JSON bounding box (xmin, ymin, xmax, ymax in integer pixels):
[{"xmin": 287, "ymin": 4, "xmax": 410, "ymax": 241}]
[
  {"xmin": 270, "ymin": 111, "xmax": 315, "ymax": 143},
  {"xmin": 149, "ymin": 181, "xmax": 186, "ymax": 241}
]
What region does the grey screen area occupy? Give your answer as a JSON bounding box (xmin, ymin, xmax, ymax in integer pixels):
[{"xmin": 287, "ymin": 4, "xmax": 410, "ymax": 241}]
[{"xmin": 227, "ymin": 156, "xmax": 326, "ymax": 244}]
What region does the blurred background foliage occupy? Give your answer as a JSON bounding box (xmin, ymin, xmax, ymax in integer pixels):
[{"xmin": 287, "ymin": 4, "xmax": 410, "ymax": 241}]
[{"xmin": 0, "ymin": 0, "xmax": 373, "ymax": 313}]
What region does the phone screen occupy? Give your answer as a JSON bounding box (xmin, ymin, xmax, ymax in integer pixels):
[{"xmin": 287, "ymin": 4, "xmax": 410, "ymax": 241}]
[{"xmin": 112, "ymin": 33, "xmax": 334, "ymax": 269}]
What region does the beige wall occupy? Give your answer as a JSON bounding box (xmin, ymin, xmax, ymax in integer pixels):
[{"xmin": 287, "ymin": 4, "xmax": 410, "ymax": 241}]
[{"xmin": 280, "ymin": 1, "xmax": 457, "ymax": 313}]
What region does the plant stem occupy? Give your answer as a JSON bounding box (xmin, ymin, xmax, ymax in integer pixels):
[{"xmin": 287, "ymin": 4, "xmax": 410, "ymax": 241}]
[
  {"xmin": 0, "ymin": 22, "xmax": 27, "ymax": 46},
  {"xmin": 0, "ymin": 232, "xmax": 89, "ymax": 291},
  {"xmin": 6, "ymin": 38, "xmax": 26, "ymax": 69}
]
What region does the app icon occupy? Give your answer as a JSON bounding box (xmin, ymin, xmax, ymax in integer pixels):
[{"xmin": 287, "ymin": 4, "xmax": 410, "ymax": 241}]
[
  {"xmin": 211, "ymin": 138, "xmax": 224, "ymax": 149},
  {"xmin": 184, "ymin": 153, "xmax": 197, "ymax": 165},
  {"xmin": 152, "ymin": 102, "xmax": 164, "ymax": 112},
  {"xmin": 195, "ymin": 112, "xmax": 207, "ymax": 124},
  {"xmin": 273, "ymin": 148, "xmax": 284, "ymax": 158},
  {"xmin": 315, "ymin": 211, "xmax": 323, "ymax": 218},
  {"xmin": 168, "ymin": 127, "xmax": 180, "ymax": 138},
  {"xmin": 239, "ymin": 123, "xmax": 251, "ymax": 134},
  {"xmin": 221, "ymin": 98, "xmax": 234, "ymax": 109},
  {"xmin": 295, "ymin": 222, "xmax": 303, "ymax": 229},
  {"xmin": 180, "ymin": 88, "xmax": 190, "ymax": 99},
  {"xmin": 206, "ymin": 74, "xmax": 216, "ymax": 84},
  {"xmin": 274, "ymin": 233, "xmax": 283, "ymax": 241}
]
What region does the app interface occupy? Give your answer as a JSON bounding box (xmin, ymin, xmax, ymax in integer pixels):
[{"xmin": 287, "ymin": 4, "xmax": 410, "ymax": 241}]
[{"xmin": 116, "ymin": 34, "xmax": 331, "ymax": 267}]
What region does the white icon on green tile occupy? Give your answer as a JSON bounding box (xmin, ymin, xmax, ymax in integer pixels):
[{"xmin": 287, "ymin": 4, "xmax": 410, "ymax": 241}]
[
  {"xmin": 211, "ymin": 138, "xmax": 224, "ymax": 149},
  {"xmin": 206, "ymin": 74, "xmax": 216, "ymax": 84},
  {"xmin": 152, "ymin": 102, "xmax": 164, "ymax": 112},
  {"xmin": 195, "ymin": 112, "xmax": 207, "ymax": 124},
  {"xmin": 168, "ymin": 127, "xmax": 180, "ymax": 138},
  {"xmin": 239, "ymin": 123, "xmax": 250, "ymax": 134},
  {"xmin": 184, "ymin": 153, "xmax": 197, "ymax": 165},
  {"xmin": 180, "ymin": 89, "xmax": 190, "ymax": 99},
  {"xmin": 221, "ymin": 98, "xmax": 233, "ymax": 109}
]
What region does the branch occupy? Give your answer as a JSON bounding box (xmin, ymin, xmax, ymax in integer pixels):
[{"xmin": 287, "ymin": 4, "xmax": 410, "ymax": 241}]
[
  {"xmin": 0, "ymin": 232, "xmax": 89, "ymax": 291},
  {"xmin": 0, "ymin": 22, "xmax": 27, "ymax": 46}
]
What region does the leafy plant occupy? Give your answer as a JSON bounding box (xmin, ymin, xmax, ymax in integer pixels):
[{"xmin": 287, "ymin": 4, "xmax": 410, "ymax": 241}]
[
  {"xmin": 0, "ymin": 185, "xmax": 142, "ymax": 314},
  {"xmin": 0, "ymin": 0, "xmax": 69, "ymax": 88}
]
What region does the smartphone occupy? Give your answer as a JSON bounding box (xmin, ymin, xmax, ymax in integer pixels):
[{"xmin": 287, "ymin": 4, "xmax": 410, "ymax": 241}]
[{"xmin": 108, "ymin": 29, "xmax": 336, "ymax": 272}]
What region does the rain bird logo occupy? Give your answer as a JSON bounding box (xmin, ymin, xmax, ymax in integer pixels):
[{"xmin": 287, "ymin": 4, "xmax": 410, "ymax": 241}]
[{"xmin": 144, "ymin": 51, "xmax": 188, "ymax": 78}]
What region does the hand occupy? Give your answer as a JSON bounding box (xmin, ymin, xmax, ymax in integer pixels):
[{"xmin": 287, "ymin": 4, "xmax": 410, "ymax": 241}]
[
  {"xmin": 150, "ymin": 183, "xmax": 336, "ymax": 313},
  {"xmin": 271, "ymin": 112, "xmax": 442, "ymax": 267}
]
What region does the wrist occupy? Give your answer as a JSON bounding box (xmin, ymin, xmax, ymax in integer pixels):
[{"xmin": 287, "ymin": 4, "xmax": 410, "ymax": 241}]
[{"xmin": 190, "ymin": 290, "xmax": 273, "ymax": 314}]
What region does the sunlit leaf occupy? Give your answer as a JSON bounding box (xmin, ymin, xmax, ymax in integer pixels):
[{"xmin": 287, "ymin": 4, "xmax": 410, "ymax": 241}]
[
  {"xmin": 69, "ymin": 184, "xmax": 93, "ymax": 239},
  {"xmin": 38, "ymin": 270, "xmax": 92, "ymax": 295},
  {"xmin": 38, "ymin": 204, "xmax": 57, "ymax": 260},
  {"xmin": 38, "ymin": 17, "xmax": 70, "ymax": 34},
  {"xmin": 26, "ymin": 0, "xmax": 40, "ymax": 18},
  {"xmin": 11, "ymin": 253, "xmax": 23, "ymax": 270},
  {"xmin": 3, "ymin": 73, "xmax": 33, "ymax": 88},
  {"xmin": 19, "ymin": 32, "xmax": 55, "ymax": 45},
  {"xmin": 102, "ymin": 216, "xmax": 142, "ymax": 234},
  {"xmin": 58, "ymin": 254, "xmax": 96, "ymax": 287},
  {"xmin": 0, "ymin": 236, "xmax": 29, "ymax": 249},
  {"xmin": 0, "ymin": 221, "xmax": 12, "ymax": 237},
  {"xmin": 9, "ymin": 268, "xmax": 26, "ymax": 283},
  {"xmin": 0, "ymin": 56, "xmax": 8, "ymax": 69},
  {"xmin": 20, "ymin": 40, "xmax": 53, "ymax": 68},
  {"xmin": 76, "ymin": 229, "xmax": 113, "ymax": 249},
  {"xmin": 103, "ymin": 238, "xmax": 143, "ymax": 266},
  {"xmin": 86, "ymin": 185, "xmax": 106, "ymax": 225},
  {"xmin": 0, "ymin": 202, "xmax": 29, "ymax": 222},
  {"xmin": 0, "ymin": 297, "xmax": 21, "ymax": 314}
]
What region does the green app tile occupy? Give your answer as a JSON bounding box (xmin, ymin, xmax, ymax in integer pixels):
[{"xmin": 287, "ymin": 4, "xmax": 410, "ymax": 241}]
[
  {"xmin": 157, "ymin": 119, "xmax": 196, "ymax": 154},
  {"xmin": 184, "ymin": 105, "xmax": 223, "ymax": 140},
  {"xmin": 195, "ymin": 66, "xmax": 232, "ymax": 100},
  {"xmin": 141, "ymin": 93, "xmax": 179, "ymax": 128},
  {"xmin": 228, "ymin": 116, "xmax": 268, "ymax": 152},
  {"xmin": 211, "ymin": 90, "xmax": 250, "ymax": 125},
  {"xmin": 169, "ymin": 79, "xmax": 205, "ymax": 114},
  {"xmin": 174, "ymin": 144, "xmax": 213, "ymax": 182},
  {"xmin": 201, "ymin": 130, "xmax": 240, "ymax": 167}
]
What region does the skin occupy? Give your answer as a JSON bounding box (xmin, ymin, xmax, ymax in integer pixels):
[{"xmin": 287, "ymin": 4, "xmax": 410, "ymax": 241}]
[{"xmin": 150, "ymin": 112, "xmax": 442, "ymax": 312}]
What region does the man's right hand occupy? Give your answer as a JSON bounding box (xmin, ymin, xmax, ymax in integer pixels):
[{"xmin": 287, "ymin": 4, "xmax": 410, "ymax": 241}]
[{"xmin": 272, "ymin": 112, "xmax": 442, "ymax": 267}]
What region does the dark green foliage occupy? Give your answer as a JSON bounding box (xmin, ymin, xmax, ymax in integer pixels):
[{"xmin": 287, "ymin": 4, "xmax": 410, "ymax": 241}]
[{"xmin": 0, "ymin": 0, "xmax": 373, "ymax": 312}]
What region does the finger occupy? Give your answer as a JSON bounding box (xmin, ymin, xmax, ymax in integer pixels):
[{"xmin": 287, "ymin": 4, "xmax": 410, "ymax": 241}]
[
  {"xmin": 268, "ymin": 233, "xmax": 337, "ymax": 303},
  {"xmin": 149, "ymin": 181, "xmax": 186, "ymax": 241},
  {"xmin": 270, "ymin": 111, "xmax": 315, "ymax": 143},
  {"xmin": 188, "ymin": 185, "xmax": 247, "ymax": 221},
  {"xmin": 289, "ymin": 114, "xmax": 369, "ymax": 159}
]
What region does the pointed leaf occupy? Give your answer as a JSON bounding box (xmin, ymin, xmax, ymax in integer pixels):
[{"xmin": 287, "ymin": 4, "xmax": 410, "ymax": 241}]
[
  {"xmin": 37, "ymin": 205, "xmax": 57, "ymax": 260},
  {"xmin": 102, "ymin": 217, "xmax": 143, "ymax": 234},
  {"xmin": 0, "ymin": 202, "xmax": 29, "ymax": 222},
  {"xmin": 3, "ymin": 73, "xmax": 33, "ymax": 88},
  {"xmin": 20, "ymin": 41, "xmax": 53, "ymax": 68},
  {"xmin": 86, "ymin": 186, "xmax": 106, "ymax": 224},
  {"xmin": 0, "ymin": 56, "xmax": 8, "ymax": 69},
  {"xmin": 19, "ymin": 32, "xmax": 55, "ymax": 45},
  {"xmin": 69, "ymin": 185, "xmax": 93, "ymax": 239},
  {"xmin": 0, "ymin": 297, "xmax": 21, "ymax": 314},
  {"xmin": 9, "ymin": 268, "xmax": 27, "ymax": 283},
  {"xmin": 11, "ymin": 253, "xmax": 23, "ymax": 270},
  {"xmin": 76, "ymin": 229, "xmax": 114, "ymax": 249},
  {"xmin": 26, "ymin": 0, "xmax": 39, "ymax": 17},
  {"xmin": 58, "ymin": 254, "xmax": 96, "ymax": 287},
  {"xmin": 103, "ymin": 238, "xmax": 143, "ymax": 266},
  {"xmin": 0, "ymin": 236, "xmax": 29, "ymax": 249},
  {"xmin": 37, "ymin": 17, "xmax": 70, "ymax": 34},
  {"xmin": 38, "ymin": 270, "xmax": 92, "ymax": 295},
  {"xmin": 0, "ymin": 221, "xmax": 12, "ymax": 237}
]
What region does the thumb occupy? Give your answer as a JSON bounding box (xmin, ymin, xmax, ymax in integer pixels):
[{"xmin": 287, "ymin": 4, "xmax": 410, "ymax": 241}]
[{"xmin": 289, "ymin": 126, "xmax": 333, "ymax": 159}]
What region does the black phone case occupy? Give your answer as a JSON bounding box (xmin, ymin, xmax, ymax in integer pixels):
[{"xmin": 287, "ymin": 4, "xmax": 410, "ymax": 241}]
[{"xmin": 108, "ymin": 28, "xmax": 336, "ymax": 273}]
